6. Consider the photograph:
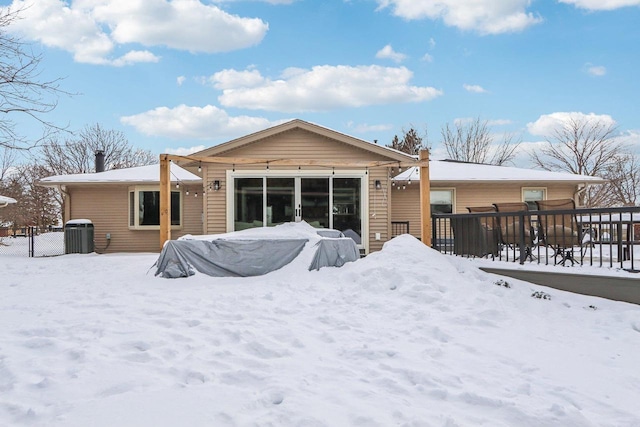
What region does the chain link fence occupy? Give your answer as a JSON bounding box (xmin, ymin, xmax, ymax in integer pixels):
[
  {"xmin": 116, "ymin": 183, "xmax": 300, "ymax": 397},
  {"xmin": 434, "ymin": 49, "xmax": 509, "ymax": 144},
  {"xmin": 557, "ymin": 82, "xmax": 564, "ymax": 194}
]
[{"xmin": 0, "ymin": 227, "xmax": 64, "ymax": 257}]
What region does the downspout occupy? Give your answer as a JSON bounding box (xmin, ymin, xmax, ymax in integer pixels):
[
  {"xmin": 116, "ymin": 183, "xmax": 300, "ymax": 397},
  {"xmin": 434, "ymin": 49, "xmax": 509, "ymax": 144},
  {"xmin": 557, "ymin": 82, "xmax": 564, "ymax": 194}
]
[{"xmin": 59, "ymin": 185, "xmax": 71, "ymax": 222}]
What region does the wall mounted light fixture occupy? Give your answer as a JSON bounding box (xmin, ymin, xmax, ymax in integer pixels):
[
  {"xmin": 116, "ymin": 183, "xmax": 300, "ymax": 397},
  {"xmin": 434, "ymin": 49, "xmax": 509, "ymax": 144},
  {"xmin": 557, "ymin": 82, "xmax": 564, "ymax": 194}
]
[
  {"xmin": 375, "ymin": 180, "xmax": 382, "ymax": 190},
  {"xmin": 213, "ymin": 180, "xmax": 221, "ymax": 191}
]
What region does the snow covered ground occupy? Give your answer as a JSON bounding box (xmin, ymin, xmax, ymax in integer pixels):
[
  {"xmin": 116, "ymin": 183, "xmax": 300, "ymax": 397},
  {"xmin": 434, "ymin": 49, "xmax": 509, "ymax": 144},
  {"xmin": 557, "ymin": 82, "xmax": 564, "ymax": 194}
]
[
  {"xmin": 0, "ymin": 232, "xmax": 64, "ymax": 257},
  {"xmin": 1, "ymin": 229, "xmax": 640, "ymax": 426}
]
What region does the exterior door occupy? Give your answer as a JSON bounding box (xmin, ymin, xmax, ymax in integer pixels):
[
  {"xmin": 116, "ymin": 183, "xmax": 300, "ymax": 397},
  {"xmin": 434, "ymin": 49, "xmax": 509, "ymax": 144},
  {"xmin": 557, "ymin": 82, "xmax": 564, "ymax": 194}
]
[
  {"xmin": 298, "ymin": 178, "xmax": 329, "ymax": 228},
  {"xmin": 232, "ymin": 173, "xmax": 364, "ymax": 248},
  {"xmin": 267, "ymin": 178, "xmax": 295, "ymax": 226}
]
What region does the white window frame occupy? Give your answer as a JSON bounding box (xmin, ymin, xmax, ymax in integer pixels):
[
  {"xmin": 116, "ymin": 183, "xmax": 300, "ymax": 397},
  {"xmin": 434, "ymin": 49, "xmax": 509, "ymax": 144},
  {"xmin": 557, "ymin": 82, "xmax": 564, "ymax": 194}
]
[
  {"xmin": 430, "ymin": 188, "xmax": 456, "ymax": 214},
  {"xmin": 128, "ymin": 185, "xmax": 183, "ymax": 230},
  {"xmin": 522, "ymin": 187, "xmax": 547, "ymax": 210}
]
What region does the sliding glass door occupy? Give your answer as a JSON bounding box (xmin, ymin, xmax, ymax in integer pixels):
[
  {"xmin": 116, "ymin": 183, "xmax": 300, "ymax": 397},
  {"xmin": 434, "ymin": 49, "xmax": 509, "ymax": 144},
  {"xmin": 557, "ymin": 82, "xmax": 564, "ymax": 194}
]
[
  {"xmin": 267, "ymin": 178, "xmax": 295, "ymax": 225},
  {"xmin": 300, "ymin": 178, "xmax": 330, "ymax": 228},
  {"xmin": 232, "ymin": 173, "xmax": 364, "ymax": 246}
]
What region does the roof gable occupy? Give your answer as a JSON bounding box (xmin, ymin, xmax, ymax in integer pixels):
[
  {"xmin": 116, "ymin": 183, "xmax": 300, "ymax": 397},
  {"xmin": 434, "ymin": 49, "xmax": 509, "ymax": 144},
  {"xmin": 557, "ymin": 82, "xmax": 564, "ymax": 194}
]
[{"xmin": 191, "ymin": 119, "xmax": 415, "ymax": 162}]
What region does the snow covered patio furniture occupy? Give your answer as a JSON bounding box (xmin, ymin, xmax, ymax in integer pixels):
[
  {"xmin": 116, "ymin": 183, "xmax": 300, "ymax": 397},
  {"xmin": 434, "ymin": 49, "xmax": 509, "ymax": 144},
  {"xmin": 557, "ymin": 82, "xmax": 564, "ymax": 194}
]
[{"xmin": 154, "ymin": 222, "xmax": 360, "ymax": 278}]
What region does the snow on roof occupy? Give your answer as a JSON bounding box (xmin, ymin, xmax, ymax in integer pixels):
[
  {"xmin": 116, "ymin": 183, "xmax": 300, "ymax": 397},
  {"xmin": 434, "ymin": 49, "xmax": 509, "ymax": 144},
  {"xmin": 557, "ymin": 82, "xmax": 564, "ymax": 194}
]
[
  {"xmin": 38, "ymin": 163, "xmax": 202, "ymax": 186},
  {"xmin": 0, "ymin": 195, "xmax": 17, "ymax": 206},
  {"xmin": 393, "ymin": 160, "xmax": 606, "ymax": 183}
]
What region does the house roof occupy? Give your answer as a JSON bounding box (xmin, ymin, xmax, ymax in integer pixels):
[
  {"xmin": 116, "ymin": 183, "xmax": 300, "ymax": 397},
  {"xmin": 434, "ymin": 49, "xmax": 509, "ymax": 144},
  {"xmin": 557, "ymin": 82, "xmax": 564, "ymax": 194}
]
[
  {"xmin": 0, "ymin": 195, "xmax": 17, "ymax": 207},
  {"xmin": 393, "ymin": 160, "xmax": 607, "ymax": 184},
  {"xmin": 38, "ymin": 163, "xmax": 202, "ymax": 186},
  {"xmin": 189, "ymin": 119, "xmax": 416, "ymax": 163}
]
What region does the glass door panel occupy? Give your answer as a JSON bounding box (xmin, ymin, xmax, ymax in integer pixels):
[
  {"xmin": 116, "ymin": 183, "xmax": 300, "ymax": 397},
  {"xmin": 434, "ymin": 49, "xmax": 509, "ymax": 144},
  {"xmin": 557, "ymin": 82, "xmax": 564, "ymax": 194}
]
[
  {"xmin": 267, "ymin": 178, "xmax": 295, "ymax": 226},
  {"xmin": 333, "ymin": 178, "xmax": 362, "ymax": 244},
  {"xmin": 300, "ymin": 178, "xmax": 329, "ymax": 228},
  {"xmin": 234, "ymin": 178, "xmax": 263, "ymax": 230}
]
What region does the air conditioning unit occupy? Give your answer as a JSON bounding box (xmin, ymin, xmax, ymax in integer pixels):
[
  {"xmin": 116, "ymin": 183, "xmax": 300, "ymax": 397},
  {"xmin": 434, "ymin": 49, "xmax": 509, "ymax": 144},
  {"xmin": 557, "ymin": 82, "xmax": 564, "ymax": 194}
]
[{"xmin": 64, "ymin": 219, "xmax": 95, "ymax": 254}]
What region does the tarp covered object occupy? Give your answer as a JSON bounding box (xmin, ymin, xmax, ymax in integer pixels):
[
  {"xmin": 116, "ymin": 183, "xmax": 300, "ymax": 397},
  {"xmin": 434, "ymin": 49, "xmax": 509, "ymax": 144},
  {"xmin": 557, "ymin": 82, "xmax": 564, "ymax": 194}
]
[
  {"xmin": 309, "ymin": 239, "xmax": 361, "ymax": 271},
  {"xmin": 155, "ymin": 239, "xmax": 308, "ymax": 278}
]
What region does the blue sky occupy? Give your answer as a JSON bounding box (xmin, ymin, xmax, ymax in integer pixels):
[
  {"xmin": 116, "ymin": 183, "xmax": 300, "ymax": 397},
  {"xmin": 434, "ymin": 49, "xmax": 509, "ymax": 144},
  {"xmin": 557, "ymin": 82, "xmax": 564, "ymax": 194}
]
[{"xmin": 2, "ymin": 0, "xmax": 639, "ymax": 165}]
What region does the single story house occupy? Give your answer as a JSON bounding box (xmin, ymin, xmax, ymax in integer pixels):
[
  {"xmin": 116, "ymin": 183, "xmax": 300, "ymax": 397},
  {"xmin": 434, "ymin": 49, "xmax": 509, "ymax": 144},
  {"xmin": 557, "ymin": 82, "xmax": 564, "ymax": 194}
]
[{"xmin": 39, "ymin": 119, "xmax": 605, "ymax": 254}]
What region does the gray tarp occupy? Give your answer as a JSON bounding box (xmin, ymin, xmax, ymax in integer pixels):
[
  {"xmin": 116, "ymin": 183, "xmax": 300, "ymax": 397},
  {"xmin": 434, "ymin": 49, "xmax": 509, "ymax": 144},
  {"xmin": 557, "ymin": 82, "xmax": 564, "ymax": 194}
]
[
  {"xmin": 309, "ymin": 238, "xmax": 361, "ymax": 271},
  {"xmin": 155, "ymin": 239, "xmax": 308, "ymax": 278},
  {"xmin": 154, "ymin": 236, "xmax": 361, "ymax": 278}
]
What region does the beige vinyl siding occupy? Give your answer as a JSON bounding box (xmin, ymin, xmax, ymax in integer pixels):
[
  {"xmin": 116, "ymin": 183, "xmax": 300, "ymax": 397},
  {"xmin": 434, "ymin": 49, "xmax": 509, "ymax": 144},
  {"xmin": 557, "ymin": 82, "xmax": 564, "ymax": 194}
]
[
  {"xmin": 202, "ymin": 128, "xmax": 396, "ymax": 253},
  {"xmin": 390, "ymin": 185, "xmax": 421, "ymax": 239},
  {"xmin": 220, "ymin": 129, "xmax": 388, "ymax": 164},
  {"xmin": 368, "ymin": 167, "xmax": 391, "ymax": 252},
  {"xmin": 391, "ymin": 182, "xmax": 580, "ymax": 240},
  {"xmin": 68, "ymin": 184, "xmax": 203, "ymax": 253},
  {"xmin": 203, "ymin": 166, "xmax": 227, "ymax": 235}
]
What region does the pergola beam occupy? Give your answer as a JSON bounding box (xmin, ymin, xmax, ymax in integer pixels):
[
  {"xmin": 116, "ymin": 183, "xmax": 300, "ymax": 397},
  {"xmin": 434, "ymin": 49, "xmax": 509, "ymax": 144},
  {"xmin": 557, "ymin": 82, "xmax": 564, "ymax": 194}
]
[
  {"xmin": 419, "ymin": 150, "xmax": 431, "ymax": 246},
  {"xmin": 159, "ymin": 154, "xmax": 171, "ymax": 249},
  {"xmin": 159, "ymin": 153, "xmax": 431, "ymax": 251},
  {"xmin": 161, "ymin": 153, "xmax": 427, "ymax": 169}
]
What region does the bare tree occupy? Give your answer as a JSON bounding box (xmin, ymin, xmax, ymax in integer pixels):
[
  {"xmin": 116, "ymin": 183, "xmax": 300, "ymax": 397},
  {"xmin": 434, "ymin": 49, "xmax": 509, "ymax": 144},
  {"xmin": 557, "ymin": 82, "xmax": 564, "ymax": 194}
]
[
  {"xmin": 17, "ymin": 162, "xmax": 58, "ymax": 230},
  {"xmin": 589, "ymin": 153, "xmax": 640, "ymax": 207},
  {"xmin": 40, "ymin": 123, "xmax": 156, "ymax": 176},
  {"xmin": 529, "ymin": 115, "xmax": 620, "ymax": 177},
  {"xmin": 387, "ymin": 127, "xmax": 429, "ymax": 155},
  {"xmin": 0, "ymin": 166, "xmax": 25, "ymax": 234},
  {"xmin": 38, "ymin": 123, "xmax": 156, "ymax": 223},
  {"xmin": 529, "ymin": 115, "xmax": 622, "ymax": 207},
  {"xmin": 0, "ymin": 6, "xmax": 68, "ymax": 150},
  {"xmin": 0, "ymin": 146, "xmax": 16, "ymax": 180},
  {"xmin": 441, "ymin": 117, "xmax": 520, "ymax": 165}
]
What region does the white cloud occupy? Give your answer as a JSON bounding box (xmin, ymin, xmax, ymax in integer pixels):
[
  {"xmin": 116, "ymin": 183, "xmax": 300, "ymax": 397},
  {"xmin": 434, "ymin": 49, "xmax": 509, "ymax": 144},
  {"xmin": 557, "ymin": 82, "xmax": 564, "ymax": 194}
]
[
  {"xmin": 346, "ymin": 122, "xmax": 393, "ymax": 133},
  {"xmin": 164, "ymin": 145, "xmax": 208, "ymax": 155},
  {"xmin": 211, "ymin": 0, "xmax": 295, "ymax": 3},
  {"xmin": 488, "ymin": 119, "xmax": 512, "ymax": 126},
  {"xmin": 375, "ymin": 44, "xmax": 407, "ymax": 63},
  {"xmin": 428, "ymin": 37, "xmax": 436, "ymax": 49},
  {"xmin": 91, "ymin": 0, "xmax": 268, "ymax": 53},
  {"xmin": 463, "ymin": 84, "xmax": 488, "ymax": 93},
  {"xmin": 4, "ymin": 0, "xmax": 114, "ymax": 64},
  {"xmin": 177, "ymin": 76, "xmax": 186, "ymax": 86},
  {"xmin": 527, "ymin": 112, "xmax": 617, "ymax": 137},
  {"xmin": 209, "ymin": 69, "xmax": 265, "ymax": 90},
  {"xmin": 2, "ymin": 0, "xmax": 268, "ymax": 65},
  {"xmin": 111, "ymin": 50, "xmax": 160, "ymax": 67},
  {"xmin": 617, "ymin": 129, "xmax": 640, "ymax": 149},
  {"xmin": 213, "ymin": 65, "xmax": 443, "ymax": 112},
  {"xmin": 558, "ymin": 0, "xmax": 640, "ymax": 11},
  {"xmin": 376, "ymin": 0, "xmax": 542, "ymax": 34},
  {"xmin": 585, "ymin": 64, "xmax": 607, "ymax": 76},
  {"xmin": 453, "ymin": 117, "xmax": 475, "ymax": 126},
  {"xmin": 422, "ymin": 53, "xmax": 434, "ymax": 62},
  {"xmin": 120, "ymin": 104, "xmax": 286, "ymax": 139}
]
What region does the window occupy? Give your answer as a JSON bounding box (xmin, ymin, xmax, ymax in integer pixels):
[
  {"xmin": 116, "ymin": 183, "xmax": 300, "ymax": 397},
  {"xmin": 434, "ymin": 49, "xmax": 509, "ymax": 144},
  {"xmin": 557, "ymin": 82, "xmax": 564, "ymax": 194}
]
[
  {"xmin": 431, "ymin": 189, "xmax": 454, "ymax": 214},
  {"xmin": 523, "ymin": 188, "xmax": 546, "ymax": 211},
  {"xmin": 129, "ymin": 187, "xmax": 182, "ymax": 229}
]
